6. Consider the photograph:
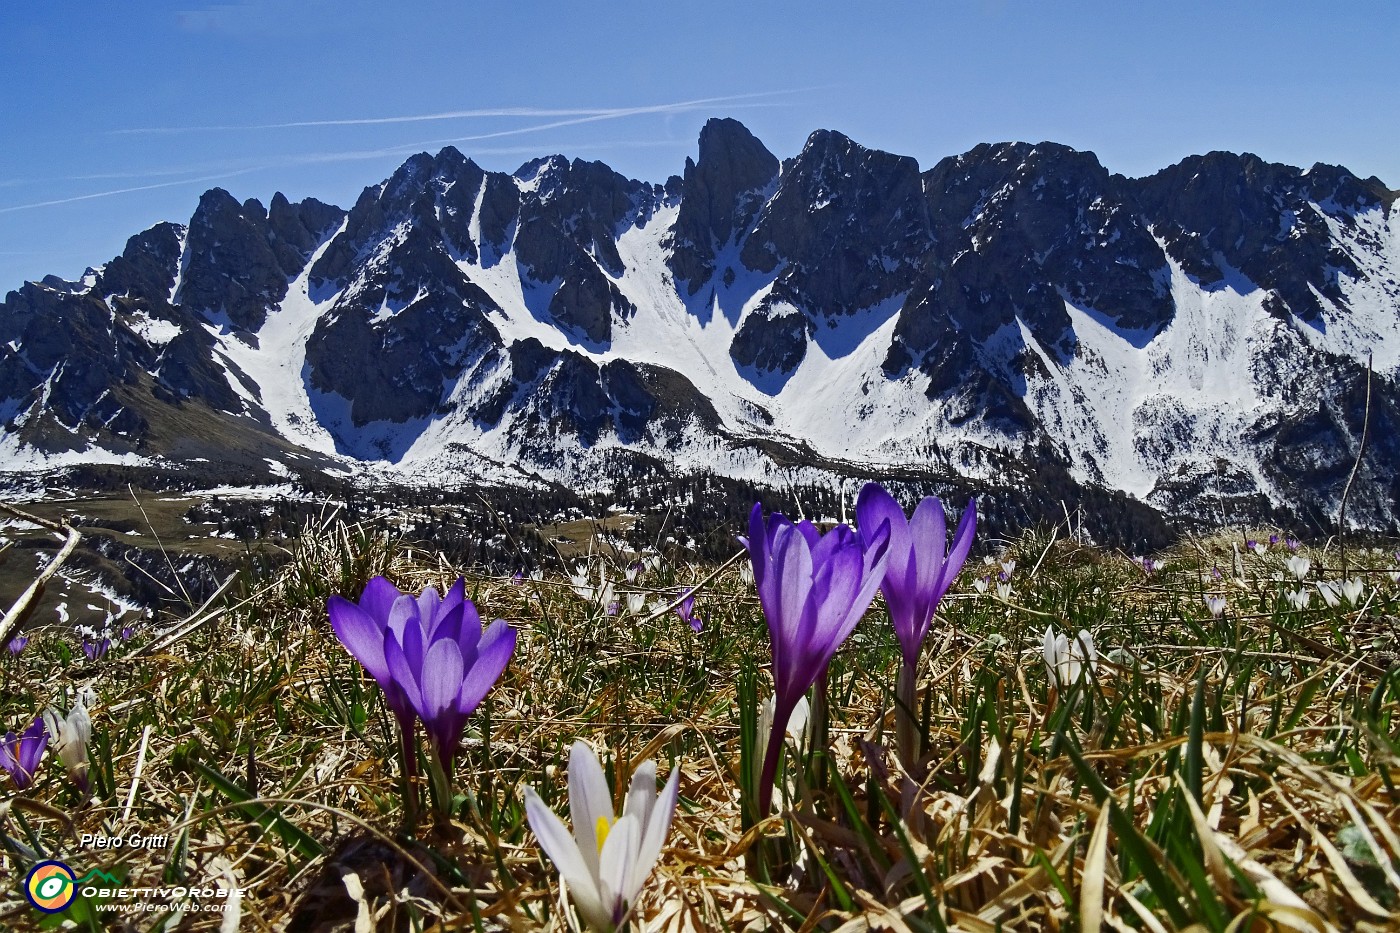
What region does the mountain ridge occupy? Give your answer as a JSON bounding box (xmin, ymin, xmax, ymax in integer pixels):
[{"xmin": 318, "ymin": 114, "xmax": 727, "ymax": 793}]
[{"xmin": 3, "ymin": 118, "xmax": 1398, "ymax": 537}]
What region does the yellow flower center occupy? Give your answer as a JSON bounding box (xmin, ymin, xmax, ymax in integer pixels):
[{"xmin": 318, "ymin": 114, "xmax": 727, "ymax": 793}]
[{"xmin": 595, "ymin": 816, "xmax": 613, "ymax": 855}]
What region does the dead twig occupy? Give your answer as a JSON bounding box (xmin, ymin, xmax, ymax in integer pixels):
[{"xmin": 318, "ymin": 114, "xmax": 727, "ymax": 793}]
[{"xmin": 0, "ymin": 500, "xmax": 82, "ymax": 646}]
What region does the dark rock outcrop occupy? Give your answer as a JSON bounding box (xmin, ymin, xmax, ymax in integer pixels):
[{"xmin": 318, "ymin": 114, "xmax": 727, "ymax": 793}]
[{"xmin": 668, "ymin": 118, "xmax": 780, "ymax": 292}]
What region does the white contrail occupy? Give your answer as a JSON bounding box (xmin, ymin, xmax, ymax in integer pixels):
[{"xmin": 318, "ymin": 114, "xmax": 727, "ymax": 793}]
[
  {"xmin": 112, "ymin": 107, "xmax": 629, "ymax": 134},
  {"xmin": 279, "ymin": 98, "xmax": 784, "ymax": 166},
  {"xmin": 111, "ymin": 90, "xmax": 799, "ymax": 135},
  {"xmin": 0, "ymin": 137, "xmax": 694, "ymax": 215},
  {"xmin": 1, "ymin": 89, "xmax": 809, "ymax": 214},
  {"xmin": 0, "ymin": 169, "xmax": 262, "ymax": 215}
]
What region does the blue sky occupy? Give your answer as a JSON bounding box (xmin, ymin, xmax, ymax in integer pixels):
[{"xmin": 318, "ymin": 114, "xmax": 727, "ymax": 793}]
[{"xmin": 2, "ymin": 1, "xmax": 1397, "ymax": 291}]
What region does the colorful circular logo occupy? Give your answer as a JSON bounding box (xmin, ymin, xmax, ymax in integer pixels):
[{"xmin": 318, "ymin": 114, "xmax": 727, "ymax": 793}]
[{"xmin": 25, "ymin": 860, "xmax": 77, "ymax": 913}]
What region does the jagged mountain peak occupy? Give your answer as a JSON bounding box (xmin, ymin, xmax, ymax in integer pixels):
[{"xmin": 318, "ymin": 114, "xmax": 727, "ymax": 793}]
[{"xmin": 513, "ymin": 153, "xmax": 570, "ymax": 185}]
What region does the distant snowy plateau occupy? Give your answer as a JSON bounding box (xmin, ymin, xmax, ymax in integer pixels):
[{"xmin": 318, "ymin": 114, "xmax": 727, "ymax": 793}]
[{"xmin": 3, "ymin": 118, "xmax": 1398, "ymax": 533}]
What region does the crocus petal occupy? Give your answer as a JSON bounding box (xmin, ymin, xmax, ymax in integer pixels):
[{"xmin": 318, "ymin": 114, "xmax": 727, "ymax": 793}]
[
  {"xmin": 856, "ymin": 483, "xmax": 912, "ymax": 586},
  {"xmin": 628, "ymin": 765, "xmax": 679, "ymax": 901},
  {"xmin": 2, "ymin": 716, "xmax": 50, "ymax": 789},
  {"xmin": 427, "ymin": 578, "xmax": 468, "ymax": 646},
  {"xmin": 387, "ymin": 594, "xmax": 420, "ymax": 645},
  {"xmin": 420, "ymin": 639, "xmax": 465, "ymax": 727},
  {"xmin": 415, "ymin": 585, "xmax": 443, "ymax": 628},
  {"xmin": 328, "ymin": 597, "xmax": 393, "ymax": 685},
  {"xmin": 598, "ymin": 814, "xmax": 640, "ymax": 926},
  {"xmin": 907, "ymin": 495, "xmax": 948, "ymax": 601},
  {"xmin": 801, "ymin": 538, "xmax": 865, "ymax": 671},
  {"xmin": 356, "ymin": 576, "xmax": 404, "ymax": 626},
  {"xmin": 1075, "ymin": 630, "xmax": 1096, "ymax": 669},
  {"xmin": 384, "ymin": 636, "xmax": 424, "ymax": 715},
  {"xmin": 524, "ymin": 787, "xmax": 612, "ymax": 933},
  {"xmin": 455, "ymin": 618, "xmax": 515, "ymax": 717},
  {"xmin": 451, "ymin": 582, "xmax": 483, "ymax": 658},
  {"xmin": 569, "ymin": 740, "xmax": 615, "ymax": 883},
  {"xmin": 621, "ymin": 760, "xmax": 658, "ymax": 831},
  {"xmin": 768, "ymin": 525, "xmax": 815, "ymax": 691},
  {"xmin": 744, "ymin": 502, "xmax": 768, "ymax": 592},
  {"xmin": 933, "ymin": 499, "xmax": 977, "ymax": 602},
  {"xmin": 839, "ymin": 520, "xmax": 891, "ymax": 645},
  {"xmin": 0, "ymin": 735, "xmax": 16, "ymax": 777}
]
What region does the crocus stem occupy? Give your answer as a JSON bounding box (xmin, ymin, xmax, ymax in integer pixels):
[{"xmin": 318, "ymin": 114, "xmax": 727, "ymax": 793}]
[
  {"xmin": 756, "ymin": 699, "xmax": 795, "ymax": 815},
  {"xmin": 812, "ymin": 668, "xmax": 830, "ymax": 791},
  {"xmin": 426, "ymin": 747, "xmax": 454, "ymax": 821},
  {"xmin": 896, "ymin": 660, "xmax": 920, "ymax": 772},
  {"xmin": 398, "ymin": 718, "xmax": 419, "ymax": 827},
  {"xmin": 896, "ymin": 660, "xmax": 925, "ymax": 829},
  {"xmin": 399, "ymin": 719, "xmax": 418, "ymax": 781}
]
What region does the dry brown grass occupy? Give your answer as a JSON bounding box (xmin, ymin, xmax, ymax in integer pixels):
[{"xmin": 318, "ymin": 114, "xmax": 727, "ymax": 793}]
[{"xmin": 0, "ymin": 517, "xmax": 1397, "ymax": 931}]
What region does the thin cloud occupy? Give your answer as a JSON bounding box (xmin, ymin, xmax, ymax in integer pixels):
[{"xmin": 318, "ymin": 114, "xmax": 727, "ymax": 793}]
[{"xmin": 110, "ymin": 90, "xmax": 803, "ymax": 135}]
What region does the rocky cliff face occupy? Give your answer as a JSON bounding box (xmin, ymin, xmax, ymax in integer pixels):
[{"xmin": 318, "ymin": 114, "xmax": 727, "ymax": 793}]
[{"xmin": 2, "ymin": 118, "xmax": 1397, "ymax": 534}]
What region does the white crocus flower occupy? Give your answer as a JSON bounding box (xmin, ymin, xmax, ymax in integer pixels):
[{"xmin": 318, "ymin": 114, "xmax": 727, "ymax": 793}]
[
  {"xmin": 43, "ymin": 694, "xmax": 93, "ymax": 792},
  {"xmin": 758, "ymin": 694, "xmax": 810, "ymax": 754},
  {"xmin": 1286, "ymin": 588, "xmax": 1311, "ymax": 610},
  {"xmin": 1286, "ymin": 555, "xmax": 1311, "ymax": 581},
  {"xmin": 570, "ymin": 565, "xmax": 594, "ymax": 600},
  {"xmin": 995, "ymin": 581, "xmax": 1013, "ymax": 602},
  {"xmin": 524, "ymin": 741, "xmax": 680, "ymax": 933},
  {"xmin": 1000, "ymin": 559, "xmax": 1016, "ymax": 577},
  {"xmin": 624, "ymin": 591, "xmax": 647, "ymax": 616},
  {"xmin": 1203, "ymin": 595, "xmax": 1226, "ymax": 618},
  {"xmin": 1043, "ymin": 627, "xmax": 1096, "ymax": 688},
  {"xmin": 972, "ymin": 577, "xmax": 989, "ymax": 594},
  {"xmin": 1340, "ymin": 578, "xmax": 1365, "ymax": 605},
  {"xmin": 751, "ymin": 694, "xmax": 811, "ymax": 804},
  {"xmin": 1316, "ymin": 581, "xmax": 1340, "ymax": 608}
]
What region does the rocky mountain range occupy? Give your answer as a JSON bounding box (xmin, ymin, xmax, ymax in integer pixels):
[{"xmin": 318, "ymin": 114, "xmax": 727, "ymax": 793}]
[{"xmin": 2, "ymin": 117, "xmax": 1397, "ymax": 538}]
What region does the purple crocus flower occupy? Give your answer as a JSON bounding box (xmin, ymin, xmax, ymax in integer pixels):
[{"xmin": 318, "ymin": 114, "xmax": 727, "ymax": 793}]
[
  {"xmin": 855, "ymin": 484, "xmax": 975, "ymax": 768},
  {"xmin": 740, "ymin": 503, "xmax": 890, "ymax": 813},
  {"xmin": 82, "ymin": 638, "xmax": 111, "ymax": 661},
  {"xmin": 0, "ymin": 717, "xmax": 48, "ymax": 790},
  {"xmin": 674, "ymin": 588, "xmax": 702, "ymax": 632},
  {"xmin": 855, "ymin": 484, "xmax": 976, "ymax": 671},
  {"xmin": 7, "ymin": 635, "xmax": 28, "ymax": 655},
  {"xmin": 510, "ymin": 571, "xmax": 524, "ymax": 586},
  {"xmin": 329, "ymin": 577, "xmax": 516, "ymax": 773}
]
